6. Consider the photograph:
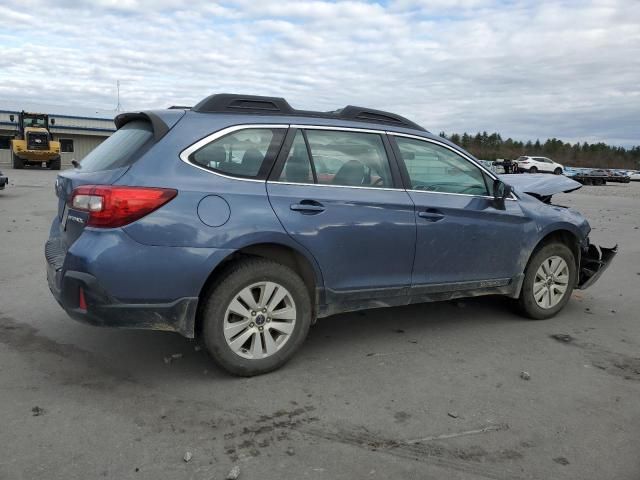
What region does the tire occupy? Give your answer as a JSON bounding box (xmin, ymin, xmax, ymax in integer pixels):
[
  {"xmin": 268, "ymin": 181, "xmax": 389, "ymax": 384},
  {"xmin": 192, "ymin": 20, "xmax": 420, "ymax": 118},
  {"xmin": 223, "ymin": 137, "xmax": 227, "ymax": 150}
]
[
  {"xmin": 517, "ymin": 242, "xmax": 576, "ymax": 320},
  {"xmin": 554, "ymin": 168, "xmax": 562, "ymax": 175},
  {"xmin": 50, "ymin": 157, "xmax": 61, "ymax": 170},
  {"xmin": 201, "ymin": 258, "xmax": 312, "ymax": 376},
  {"xmin": 12, "ymin": 153, "xmax": 24, "ymax": 170},
  {"xmin": 529, "ymin": 166, "xmax": 538, "ymax": 174}
]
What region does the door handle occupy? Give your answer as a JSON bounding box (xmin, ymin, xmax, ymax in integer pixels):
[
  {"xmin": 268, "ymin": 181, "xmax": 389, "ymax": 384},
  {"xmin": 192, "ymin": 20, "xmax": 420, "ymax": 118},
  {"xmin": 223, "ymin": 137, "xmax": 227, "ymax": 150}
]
[
  {"xmin": 418, "ymin": 209, "xmax": 444, "ymax": 222},
  {"xmin": 290, "ymin": 200, "xmax": 325, "ymax": 214}
]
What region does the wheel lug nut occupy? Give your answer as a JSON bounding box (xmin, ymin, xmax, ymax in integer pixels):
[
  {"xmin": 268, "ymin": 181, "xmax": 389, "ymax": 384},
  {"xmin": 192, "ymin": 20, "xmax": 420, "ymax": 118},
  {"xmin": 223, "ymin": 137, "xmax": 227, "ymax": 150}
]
[
  {"xmin": 258, "ymin": 326, "xmax": 264, "ymax": 331},
  {"xmin": 262, "ymin": 308, "xmax": 267, "ymax": 313},
  {"xmin": 251, "ymin": 311, "xmax": 256, "ymax": 316},
  {"xmin": 266, "ymin": 318, "xmax": 271, "ymax": 322},
  {"xmin": 249, "ymin": 322, "xmax": 254, "ymax": 327}
]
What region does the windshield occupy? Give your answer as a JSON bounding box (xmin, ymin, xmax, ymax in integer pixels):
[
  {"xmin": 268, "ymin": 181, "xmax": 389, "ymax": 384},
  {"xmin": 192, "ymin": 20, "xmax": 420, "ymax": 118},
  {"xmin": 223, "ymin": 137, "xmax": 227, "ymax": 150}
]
[
  {"xmin": 23, "ymin": 117, "xmax": 47, "ymax": 128},
  {"xmin": 78, "ymin": 120, "xmax": 153, "ymax": 172}
]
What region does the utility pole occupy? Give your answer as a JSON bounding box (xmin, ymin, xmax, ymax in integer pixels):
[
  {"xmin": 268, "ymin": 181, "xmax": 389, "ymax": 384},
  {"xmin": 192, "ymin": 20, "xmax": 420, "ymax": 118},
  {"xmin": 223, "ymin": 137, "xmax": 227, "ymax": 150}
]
[{"xmin": 116, "ymin": 80, "xmax": 122, "ymax": 112}]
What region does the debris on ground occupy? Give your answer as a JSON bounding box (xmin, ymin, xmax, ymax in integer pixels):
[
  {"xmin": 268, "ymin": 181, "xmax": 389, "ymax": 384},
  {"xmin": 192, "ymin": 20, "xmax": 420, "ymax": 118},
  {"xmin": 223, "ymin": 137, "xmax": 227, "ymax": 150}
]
[
  {"xmin": 447, "ymin": 411, "xmax": 459, "ymax": 418},
  {"xmin": 226, "ymin": 465, "xmax": 241, "ymax": 479},
  {"xmin": 31, "ymin": 406, "xmax": 45, "ymax": 416},
  {"xmin": 393, "ymin": 329, "xmax": 405, "ymax": 334},
  {"xmin": 286, "ymin": 446, "xmax": 295, "ymax": 456},
  {"xmin": 164, "ymin": 353, "xmax": 183, "ymax": 364},
  {"xmin": 183, "ymin": 451, "xmax": 192, "ymax": 462},
  {"xmin": 553, "ymin": 456, "xmax": 570, "ymax": 465},
  {"xmin": 194, "ymin": 345, "xmax": 202, "ymax": 352},
  {"xmin": 585, "ymin": 308, "xmax": 593, "ymax": 314},
  {"xmin": 550, "ymin": 334, "xmax": 574, "ymax": 343},
  {"xmin": 520, "ymin": 371, "xmax": 531, "ymax": 381}
]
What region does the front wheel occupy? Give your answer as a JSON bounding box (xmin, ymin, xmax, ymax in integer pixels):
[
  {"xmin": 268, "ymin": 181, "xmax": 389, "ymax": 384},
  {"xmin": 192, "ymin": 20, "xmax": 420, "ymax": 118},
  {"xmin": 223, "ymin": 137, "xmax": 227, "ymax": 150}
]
[
  {"xmin": 554, "ymin": 168, "xmax": 562, "ymax": 175},
  {"xmin": 201, "ymin": 258, "xmax": 312, "ymax": 376},
  {"xmin": 529, "ymin": 166, "xmax": 538, "ymax": 174},
  {"xmin": 518, "ymin": 242, "xmax": 576, "ymax": 320},
  {"xmin": 50, "ymin": 156, "xmax": 61, "ymax": 170},
  {"xmin": 12, "ymin": 153, "xmax": 24, "ymax": 169}
]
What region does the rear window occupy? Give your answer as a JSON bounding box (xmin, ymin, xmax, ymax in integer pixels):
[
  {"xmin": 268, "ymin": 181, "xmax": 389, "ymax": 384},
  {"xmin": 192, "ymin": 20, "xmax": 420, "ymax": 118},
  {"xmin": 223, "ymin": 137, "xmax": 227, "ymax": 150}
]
[
  {"xmin": 191, "ymin": 128, "xmax": 286, "ymax": 179},
  {"xmin": 78, "ymin": 120, "xmax": 153, "ymax": 172}
]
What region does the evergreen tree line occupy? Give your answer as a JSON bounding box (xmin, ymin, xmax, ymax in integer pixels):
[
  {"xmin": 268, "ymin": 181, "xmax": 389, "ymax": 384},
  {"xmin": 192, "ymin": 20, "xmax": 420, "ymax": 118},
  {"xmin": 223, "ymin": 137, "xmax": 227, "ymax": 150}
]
[{"xmin": 438, "ymin": 131, "xmax": 640, "ymax": 170}]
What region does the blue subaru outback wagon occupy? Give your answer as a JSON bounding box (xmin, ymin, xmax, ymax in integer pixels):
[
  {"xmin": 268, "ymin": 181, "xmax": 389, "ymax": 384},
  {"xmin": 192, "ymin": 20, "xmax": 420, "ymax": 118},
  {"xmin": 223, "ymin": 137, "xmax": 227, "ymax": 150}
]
[{"xmin": 45, "ymin": 94, "xmax": 616, "ymax": 376}]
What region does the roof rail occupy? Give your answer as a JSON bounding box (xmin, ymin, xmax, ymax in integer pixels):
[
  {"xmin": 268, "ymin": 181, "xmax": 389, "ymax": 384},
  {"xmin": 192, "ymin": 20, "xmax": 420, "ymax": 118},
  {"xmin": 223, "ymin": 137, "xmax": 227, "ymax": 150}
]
[
  {"xmin": 191, "ymin": 93, "xmax": 425, "ymax": 131},
  {"xmin": 168, "ymin": 105, "xmax": 192, "ymax": 110}
]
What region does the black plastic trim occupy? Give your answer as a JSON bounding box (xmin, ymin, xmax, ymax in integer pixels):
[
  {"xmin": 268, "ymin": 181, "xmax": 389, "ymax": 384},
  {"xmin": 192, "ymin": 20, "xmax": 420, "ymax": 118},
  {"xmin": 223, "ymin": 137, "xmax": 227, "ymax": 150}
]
[{"xmin": 114, "ymin": 111, "xmax": 170, "ymax": 141}]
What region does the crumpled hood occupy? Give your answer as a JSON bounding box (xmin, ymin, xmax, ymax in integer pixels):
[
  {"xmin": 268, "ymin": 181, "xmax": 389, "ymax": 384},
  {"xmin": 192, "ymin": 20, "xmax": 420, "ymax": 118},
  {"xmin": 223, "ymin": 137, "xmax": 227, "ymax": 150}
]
[{"xmin": 499, "ymin": 174, "xmax": 582, "ymax": 199}]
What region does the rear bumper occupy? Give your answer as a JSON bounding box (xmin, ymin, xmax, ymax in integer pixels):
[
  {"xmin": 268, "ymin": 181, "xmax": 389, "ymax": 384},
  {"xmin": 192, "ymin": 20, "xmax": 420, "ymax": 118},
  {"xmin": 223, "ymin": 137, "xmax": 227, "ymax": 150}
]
[
  {"xmin": 47, "ymin": 260, "xmax": 198, "ymax": 338},
  {"xmin": 44, "ymin": 230, "xmax": 231, "ymax": 338},
  {"xmin": 577, "ymin": 243, "xmax": 617, "ymax": 289}
]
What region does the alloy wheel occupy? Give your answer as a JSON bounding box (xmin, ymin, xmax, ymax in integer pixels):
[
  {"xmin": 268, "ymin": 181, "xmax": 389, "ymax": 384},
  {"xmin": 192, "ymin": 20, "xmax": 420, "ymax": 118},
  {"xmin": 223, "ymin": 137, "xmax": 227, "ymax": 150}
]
[
  {"xmin": 223, "ymin": 281, "xmax": 297, "ymax": 359},
  {"xmin": 533, "ymin": 256, "xmax": 570, "ymax": 309}
]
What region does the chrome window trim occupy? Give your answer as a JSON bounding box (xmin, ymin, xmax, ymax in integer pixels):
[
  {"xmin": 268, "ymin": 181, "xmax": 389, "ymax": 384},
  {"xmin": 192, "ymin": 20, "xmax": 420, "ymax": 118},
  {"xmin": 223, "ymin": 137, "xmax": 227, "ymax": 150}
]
[
  {"xmin": 179, "ymin": 123, "xmax": 518, "ymax": 201},
  {"xmin": 268, "ymin": 180, "xmax": 402, "ymax": 192},
  {"xmin": 179, "ymin": 123, "xmax": 290, "ymax": 183}
]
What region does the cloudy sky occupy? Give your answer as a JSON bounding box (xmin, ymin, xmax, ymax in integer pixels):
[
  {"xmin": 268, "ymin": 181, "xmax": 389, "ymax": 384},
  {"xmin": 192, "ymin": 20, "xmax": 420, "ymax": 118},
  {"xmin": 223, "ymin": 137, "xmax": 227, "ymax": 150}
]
[{"xmin": 1, "ymin": 0, "xmax": 638, "ymax": 146}]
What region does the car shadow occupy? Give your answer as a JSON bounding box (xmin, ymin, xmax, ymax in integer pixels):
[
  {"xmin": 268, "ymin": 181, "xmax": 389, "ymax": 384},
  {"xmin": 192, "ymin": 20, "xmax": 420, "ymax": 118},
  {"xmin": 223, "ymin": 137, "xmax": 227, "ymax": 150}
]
[{"xmin": 68, "ymin": 295, "xmax": 521, "ymax": 382}]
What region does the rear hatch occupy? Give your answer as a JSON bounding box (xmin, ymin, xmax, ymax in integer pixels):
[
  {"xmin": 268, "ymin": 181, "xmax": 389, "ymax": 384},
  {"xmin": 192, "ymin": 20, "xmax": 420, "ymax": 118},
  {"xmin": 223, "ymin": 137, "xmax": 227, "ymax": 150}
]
[{"xmin": 55, "ymin": 118, "xmax": 156, "ymax": 250}]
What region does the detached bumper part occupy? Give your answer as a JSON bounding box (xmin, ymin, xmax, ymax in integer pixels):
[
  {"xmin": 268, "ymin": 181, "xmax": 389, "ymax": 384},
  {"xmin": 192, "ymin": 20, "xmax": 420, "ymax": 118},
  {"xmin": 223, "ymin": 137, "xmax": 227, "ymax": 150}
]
[{"xmin": 577, "ymin": 243, "xmax": 617, "ymax": 289}]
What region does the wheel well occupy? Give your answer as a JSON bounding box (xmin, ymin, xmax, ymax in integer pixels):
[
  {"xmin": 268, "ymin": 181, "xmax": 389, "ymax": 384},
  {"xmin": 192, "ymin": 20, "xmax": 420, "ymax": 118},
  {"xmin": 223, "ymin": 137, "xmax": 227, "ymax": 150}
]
[
  {"xmin": 530, "ymin": 230, "xmax": 580, "ymax": 268},
  {"xmin": 195, "ymin": 243, "xmax": 319, "ymax": 335}
]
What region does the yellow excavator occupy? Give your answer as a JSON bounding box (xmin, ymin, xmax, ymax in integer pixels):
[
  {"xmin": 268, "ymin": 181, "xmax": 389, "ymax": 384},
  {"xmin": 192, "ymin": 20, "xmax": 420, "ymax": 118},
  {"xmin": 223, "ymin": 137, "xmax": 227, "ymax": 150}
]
[{"xmin": 10, "ymin": 111, "xmax": 61, "ymax": 170}]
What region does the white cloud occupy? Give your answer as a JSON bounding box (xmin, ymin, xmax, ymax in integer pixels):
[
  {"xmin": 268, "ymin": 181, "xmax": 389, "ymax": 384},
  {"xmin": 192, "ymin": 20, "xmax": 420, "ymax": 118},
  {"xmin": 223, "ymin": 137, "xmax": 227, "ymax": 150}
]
[{"xmin": 0, "ymin": 0, "xmax": 638, "ymax": 145}]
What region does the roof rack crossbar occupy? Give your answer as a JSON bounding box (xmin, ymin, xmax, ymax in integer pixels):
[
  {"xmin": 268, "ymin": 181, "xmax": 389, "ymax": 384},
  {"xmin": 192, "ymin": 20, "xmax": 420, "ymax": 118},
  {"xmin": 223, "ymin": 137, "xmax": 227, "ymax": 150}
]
[{"xmin": 191, "ymin": 94, "xmax": 425, "ymax": 131}]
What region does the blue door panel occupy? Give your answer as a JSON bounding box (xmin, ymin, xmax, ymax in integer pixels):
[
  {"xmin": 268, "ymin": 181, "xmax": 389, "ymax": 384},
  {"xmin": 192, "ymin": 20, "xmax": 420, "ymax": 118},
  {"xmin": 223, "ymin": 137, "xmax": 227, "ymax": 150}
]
[
  {"xmin": 267, "ymin": 182, "xmax": 416, "ymax": 293},
  {"xmin": 408, "ymin": 192, "xmax": 535, "ymax": 285}
]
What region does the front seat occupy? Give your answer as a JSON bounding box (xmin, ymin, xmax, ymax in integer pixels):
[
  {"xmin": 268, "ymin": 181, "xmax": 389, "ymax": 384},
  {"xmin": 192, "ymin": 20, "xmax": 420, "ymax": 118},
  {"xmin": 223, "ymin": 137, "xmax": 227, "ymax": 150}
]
[
  {"xmin": 241, "ymin": 148, "xmax": 264, "ymax": 175},
  {"xmin": 332, "ymin": 160, "xmax": 365, "ymax": 186}
]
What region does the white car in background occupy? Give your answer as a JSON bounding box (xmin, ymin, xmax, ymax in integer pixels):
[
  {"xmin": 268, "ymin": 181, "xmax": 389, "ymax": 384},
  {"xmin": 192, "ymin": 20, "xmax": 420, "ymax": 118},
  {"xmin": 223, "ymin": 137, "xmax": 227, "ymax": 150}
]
[
  {"xmin": 516, "ymin": 156, "xmax": 564, "ymax": 174},
  {"xmin": 629, "ymin": 171, "xmax": 640, "ymax": 182}
]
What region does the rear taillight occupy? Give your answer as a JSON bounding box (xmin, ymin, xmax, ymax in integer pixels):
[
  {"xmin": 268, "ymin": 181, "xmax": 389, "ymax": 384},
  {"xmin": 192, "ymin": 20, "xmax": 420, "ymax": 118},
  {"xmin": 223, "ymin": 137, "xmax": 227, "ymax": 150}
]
[{"xmin": 69, "ymin": 185, "xmax": 177, "ymax": 228}]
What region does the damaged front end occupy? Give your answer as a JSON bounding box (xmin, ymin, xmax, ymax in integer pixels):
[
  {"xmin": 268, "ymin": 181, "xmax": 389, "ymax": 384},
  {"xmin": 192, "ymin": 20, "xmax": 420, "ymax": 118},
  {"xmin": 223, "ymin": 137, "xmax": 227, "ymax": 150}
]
[{"xmin": 577, "ymin": 242, "xmax": 617, "ymax": 289}]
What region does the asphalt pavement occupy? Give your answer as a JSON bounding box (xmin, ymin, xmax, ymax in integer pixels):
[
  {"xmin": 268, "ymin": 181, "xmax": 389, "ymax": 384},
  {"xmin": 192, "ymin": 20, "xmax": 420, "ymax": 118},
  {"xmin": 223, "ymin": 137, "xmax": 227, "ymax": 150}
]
[{"xmin": 1, "ymin": 169, "xmax": 639, "ymax": 480}]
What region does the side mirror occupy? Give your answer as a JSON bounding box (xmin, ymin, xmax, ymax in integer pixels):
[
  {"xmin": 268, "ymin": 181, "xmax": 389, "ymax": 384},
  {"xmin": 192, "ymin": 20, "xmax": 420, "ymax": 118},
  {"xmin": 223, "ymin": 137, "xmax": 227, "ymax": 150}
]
[
  {"xmin": 493, "ymin": 179, "xmax": 513, "ymax": 208},
  {"xmin": 9, "ymin": 114, "xmax": 14, "ymax": 122},
  {"xmin": 50, "ymin": 118, "xmax": 55, "ymax": 125}
]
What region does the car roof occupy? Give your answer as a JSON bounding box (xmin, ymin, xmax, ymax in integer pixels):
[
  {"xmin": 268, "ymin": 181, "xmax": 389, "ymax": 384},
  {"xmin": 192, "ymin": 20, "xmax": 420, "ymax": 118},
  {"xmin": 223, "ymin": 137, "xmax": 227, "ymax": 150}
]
[{"xmin": 117, "ymin": 94, "xmax": 474, "ymax": 160}]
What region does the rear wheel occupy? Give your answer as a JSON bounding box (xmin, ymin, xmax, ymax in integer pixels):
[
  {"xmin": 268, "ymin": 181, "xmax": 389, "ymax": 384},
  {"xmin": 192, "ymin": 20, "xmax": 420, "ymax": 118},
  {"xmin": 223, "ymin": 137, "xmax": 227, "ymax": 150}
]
[
  {"xmin": 201, "ymin": 258, "xmax": 312, "ymax": 376},
  {"xmin": 518, "ymin": 242, "xmax": 576, "ymax": 320},
  {"xmin": 50, "ymin": 156, "xmax": 61, "ymax": 170},
  {"xmin": 554, "ymin": 168, "xmax": 562, "ymax": 175},
  {"xmin": 529, "ymin": 166, "xmax": 538, "ymax": 173},
  {"xmin": 12, "ymin": 153, "xmax": 24, "ymax": 169}
]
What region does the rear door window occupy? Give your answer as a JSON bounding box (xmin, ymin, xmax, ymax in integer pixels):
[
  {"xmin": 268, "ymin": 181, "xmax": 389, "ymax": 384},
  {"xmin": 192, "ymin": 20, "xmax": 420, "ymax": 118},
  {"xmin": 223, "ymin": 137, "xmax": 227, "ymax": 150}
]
[
  {"xmin": 192, "ymin": 128, "xmax": 286, "ymax": 179},
  {"xmin": 278, "ymin": 129, "xmax": 393, "ymax": 188},
  {"xmin": 79, "ymin": 120, "xmax": 153, "ymax": 172}
]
